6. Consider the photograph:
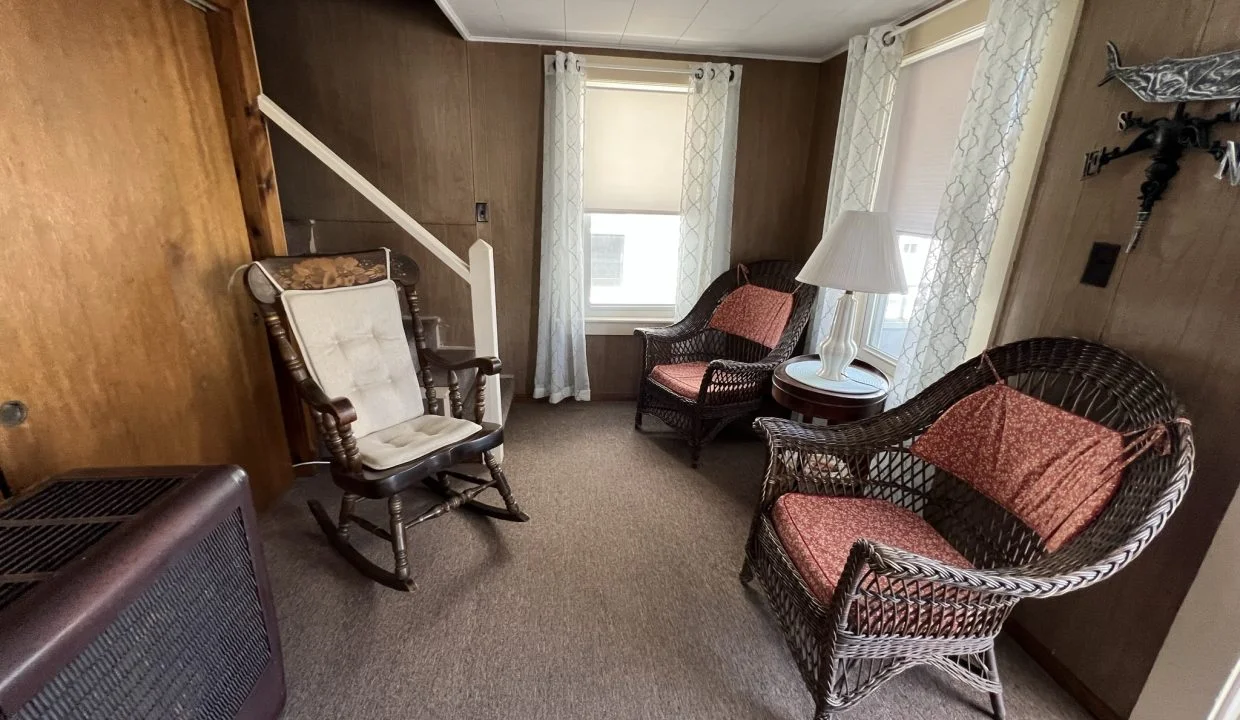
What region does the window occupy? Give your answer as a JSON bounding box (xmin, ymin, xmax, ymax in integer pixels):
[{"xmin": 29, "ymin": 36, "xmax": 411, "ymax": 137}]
[
  {"xmin": 582, "ymin": 60, "xmax": 689, "ymax": 327},
  {"xmin": 860, "ymin": 37, "xmax": 982, "ymax": 369}
]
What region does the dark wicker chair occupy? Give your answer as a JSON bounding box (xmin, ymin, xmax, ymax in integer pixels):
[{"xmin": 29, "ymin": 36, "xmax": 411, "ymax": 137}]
[
  {"xmin": 741, "ymin": 337, "xmax": 1194, "ymax": 718},
  {"xmin": 634, "ymin": 260, "xmax": 814, "ymax": 467},
  {"xmin": 245, "ymin": 250, "xmax": 527, "ymax": 591}
]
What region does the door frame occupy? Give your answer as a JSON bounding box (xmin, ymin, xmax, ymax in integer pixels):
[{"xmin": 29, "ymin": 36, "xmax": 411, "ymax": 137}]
[{"xmin": 195, "ymin": 0, "xmax": 317, "ymax": 468}]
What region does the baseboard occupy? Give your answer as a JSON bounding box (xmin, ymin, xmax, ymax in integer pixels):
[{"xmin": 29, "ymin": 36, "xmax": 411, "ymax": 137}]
[
  {"xmin": 1004, "ymin": 622, "xmax": 1123, "ymax": 720},
  {"xmin": 511, "ymin": 394, "xmax": 636, "ymax": 402}
]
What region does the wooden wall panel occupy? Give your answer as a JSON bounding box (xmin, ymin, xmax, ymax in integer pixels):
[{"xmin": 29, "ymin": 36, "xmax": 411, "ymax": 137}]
[
  {"xmin": 801, "ymin": 54, "xmax": 849, "ymax": 256},
  {"xmin": 468, "ymin": 43, "xmax": 544, "ymax": 397},
  {"xmin": 250, "ymin": 0, "xmax": 474, "ymax": 225},
  {"xmin": 730, "ymin": 59, "xmax": 822, "ymax": 264},
  {"xmin": 995, "ymin": 0, "xmax": 1240, "ymax": 714},
  {"xmin": 586, "ymin": 336, "xmax": 644, "ymax": 400}
]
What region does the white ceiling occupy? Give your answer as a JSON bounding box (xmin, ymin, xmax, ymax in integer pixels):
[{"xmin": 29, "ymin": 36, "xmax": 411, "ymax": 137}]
[{"xmin": 433, "ymin": 0, "xmax": 936, "ymax": 62}]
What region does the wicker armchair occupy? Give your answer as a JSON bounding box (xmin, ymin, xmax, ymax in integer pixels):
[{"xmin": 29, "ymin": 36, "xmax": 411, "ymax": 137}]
[
  {"xmin": 741, "ymin": 337, "xmax": 1194, "ymax": 719},
  {"xmin": 634, "ymin": 260, "xmax": 814, "ymax": 467}
]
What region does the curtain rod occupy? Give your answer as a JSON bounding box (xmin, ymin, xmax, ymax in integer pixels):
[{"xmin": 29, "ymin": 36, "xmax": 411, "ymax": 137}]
[
  {"xmin": 585, "ymin": 63, "xmax": 693, "ymax": 75},
  {"xmin": 888, "ymin": 0, "xmax": 973, "ymax": 38}
]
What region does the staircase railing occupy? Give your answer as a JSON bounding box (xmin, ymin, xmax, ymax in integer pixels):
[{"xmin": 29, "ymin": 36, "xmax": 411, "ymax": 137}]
[{"xmin": 256, "ymin": 95, "xmax": 504, "ymax": 441}]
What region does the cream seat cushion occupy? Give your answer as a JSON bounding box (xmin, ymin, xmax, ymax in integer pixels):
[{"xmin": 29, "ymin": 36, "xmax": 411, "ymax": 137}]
[
  {"xmin": 356, "ymin": 414, "xmax": 483, "ymax": 470},
  {"xmin": 282, "ymin": 280, "xmax": 425, "ymax": 438}
]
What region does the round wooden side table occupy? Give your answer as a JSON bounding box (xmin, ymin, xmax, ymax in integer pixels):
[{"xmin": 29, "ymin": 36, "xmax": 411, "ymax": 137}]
[{"xmin": 771, "ymin": 355, "xmax": 890, "ymax": 424}]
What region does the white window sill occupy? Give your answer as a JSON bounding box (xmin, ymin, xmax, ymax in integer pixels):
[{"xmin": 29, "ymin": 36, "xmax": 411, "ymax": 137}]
[{"xmin": 585, "ymin": 317, "xmax": 672, "ymax": 336}]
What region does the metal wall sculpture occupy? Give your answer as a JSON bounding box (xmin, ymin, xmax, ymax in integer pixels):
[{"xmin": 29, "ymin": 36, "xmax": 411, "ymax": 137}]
[{"xmin": 1083, "ymin": 42, "xmax": 1240, "ymax": 251}]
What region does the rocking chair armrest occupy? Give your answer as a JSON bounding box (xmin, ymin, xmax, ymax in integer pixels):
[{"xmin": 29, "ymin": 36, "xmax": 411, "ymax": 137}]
[
  {"xmin": 296, "ymin": 378, "xmax": 358, "ymax": 427},
  {"xmin": 422, "ymin": 350, "xmax": 502, "ymax": 376}
]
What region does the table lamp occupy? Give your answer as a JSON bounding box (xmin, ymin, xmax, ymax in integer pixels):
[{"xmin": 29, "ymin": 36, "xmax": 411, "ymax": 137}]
[{"xmin": 797, "ymin": 210, "xmax": 907, "ymax": 382}]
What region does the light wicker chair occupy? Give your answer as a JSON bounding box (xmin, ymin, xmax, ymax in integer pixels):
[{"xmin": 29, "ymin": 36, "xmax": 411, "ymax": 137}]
[
  {"xmin": 634, "ymin": 260, "xmax": 814, "ymax": 467},
  {"xmin": 741, "ymin": 337, "xmax": 1194, "ymax": 718}
]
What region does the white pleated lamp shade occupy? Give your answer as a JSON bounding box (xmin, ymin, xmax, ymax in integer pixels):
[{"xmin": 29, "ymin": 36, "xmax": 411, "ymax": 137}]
[{"xmin": 797, "ymin": 210, "xmax": 908, "ymax": 294}]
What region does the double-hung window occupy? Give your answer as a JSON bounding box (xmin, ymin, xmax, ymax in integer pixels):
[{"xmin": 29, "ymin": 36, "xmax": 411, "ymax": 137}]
[
  {"xmin": 582, "ymin": 60, "xmax": 689, "ymax": 332},
  {"xmin": 858, "ymin": 35, "xmax": 982, "ymax": 373}
]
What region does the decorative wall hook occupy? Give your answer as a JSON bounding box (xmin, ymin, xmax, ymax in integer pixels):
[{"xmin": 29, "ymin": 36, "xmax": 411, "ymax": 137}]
[{"xmin": 1083, "ymin": 42, "xmax": 1240, "ymax": 252}]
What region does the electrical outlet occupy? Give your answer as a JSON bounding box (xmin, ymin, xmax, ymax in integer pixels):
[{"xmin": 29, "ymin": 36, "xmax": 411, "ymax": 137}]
[{"xmin": 1081, "ymin": 242, "xmax": 1121, "ymax": 288}]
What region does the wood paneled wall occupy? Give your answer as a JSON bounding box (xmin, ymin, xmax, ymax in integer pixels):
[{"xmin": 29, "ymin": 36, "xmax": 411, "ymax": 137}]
[
  {"xmin": 801, "ymin": 53, "xmax": 849, "ymax": 257},
  {"xmin": 994, "ymin": 0, "xmax": 1240, "ymax": 714},
  {"xmin": 250, "ymin": 0, "xmax": 836, "ymax": 398}
]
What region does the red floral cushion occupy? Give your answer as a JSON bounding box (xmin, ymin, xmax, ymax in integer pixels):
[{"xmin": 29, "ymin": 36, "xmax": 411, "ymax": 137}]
[
  {"xmin": 649, "ymin": 362, "xmax": 709, "ymax": 399},
  {"xmin": 772, "ymin": 495, "xmax": 972, "ymax": 605},
  {"xmin": 910, "ymin": 383, "xmax": 1127, "ymax": 551},
  {"xmin": 707, "ymin": 284, "xmax": 794, "ymax": 349}
]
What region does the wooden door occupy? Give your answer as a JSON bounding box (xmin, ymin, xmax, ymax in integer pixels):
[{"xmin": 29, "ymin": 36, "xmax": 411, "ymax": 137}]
[{"xmin": 0, "ymin": 0, "xmax": 291, "ymax": 507}]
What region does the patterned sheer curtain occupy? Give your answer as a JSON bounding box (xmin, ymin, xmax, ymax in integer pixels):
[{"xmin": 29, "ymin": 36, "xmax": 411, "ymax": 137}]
[
  {"xmin": 807, "ymin": 28, "xmax": 904, "ymax": 347},
  {"xmin": 676, "ymin": 63, "xmax": 743, "ymax": 317},
  {"xmin": 890, "ymin": 0, "xmax": 1060, "ymax": 404},
  {"xmin": 534, "ymin": 52, "xmax": 590, "ymax": 403}
]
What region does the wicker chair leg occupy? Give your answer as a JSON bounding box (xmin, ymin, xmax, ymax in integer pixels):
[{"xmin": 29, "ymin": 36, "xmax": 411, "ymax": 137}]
[
  {"xmin": 986, "ymin": 646, "xmax": 1006, "ymax": 720},
  {"xmin": 689, "ymin": 418, "xmax": 704, "ymax": 468},
  {"xmin": 739, "ymin": 554, "xmax": 754, "ymax": 584},
  {"xmin": 634, "ymin": 410, "xmax": 643, "ymax": 430}
]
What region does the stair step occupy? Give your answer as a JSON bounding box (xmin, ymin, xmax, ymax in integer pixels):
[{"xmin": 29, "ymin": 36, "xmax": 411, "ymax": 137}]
[{"xmin": 403, "ymin": 314, "xmax": 444, "ymax": 351}]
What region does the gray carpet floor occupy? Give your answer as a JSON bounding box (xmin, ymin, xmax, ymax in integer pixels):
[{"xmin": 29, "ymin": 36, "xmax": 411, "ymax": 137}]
[{"xmin": 260, "ymin": 401, "xmax": 1093, "ymax": 720}]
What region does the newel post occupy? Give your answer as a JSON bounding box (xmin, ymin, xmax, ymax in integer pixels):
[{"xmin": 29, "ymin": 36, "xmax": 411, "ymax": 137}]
[{"xmin": 469, "ymin": 240, "xmax": 504, "ymax": 458}]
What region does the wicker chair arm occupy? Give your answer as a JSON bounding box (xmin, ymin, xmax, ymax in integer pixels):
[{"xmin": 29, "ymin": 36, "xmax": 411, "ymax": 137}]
[
  {"xmin": 694, "ymin": 357, "xmax": 781, "ymax": 406},
  {"xmin": 857, "ymin": 541, "xmax": 1107, "ymax": 599},
  {"xmin": 422, "ymin": 350, "xmax": 502, "ymax": 376},
  {"xmin": 296, "ymin": 378, "xmax": 358, "ymax": 428},
  {"xmin": 707, "ymin": 357, "xmax": 781, "ymax": 374},
  {"xmin": 634, "ymin": 319, "xmax": 702, "ymax": 343},
  {"xmin": 818, "ymin": 541, "xmax": 1020, "ymax": 643},
  {"xmin": 635, "ymin": 325, "xmax": 711, "ymax": 370},
  {"xmin": 754, "ymin": 415, "xmax": 919, "ymax": 454}
]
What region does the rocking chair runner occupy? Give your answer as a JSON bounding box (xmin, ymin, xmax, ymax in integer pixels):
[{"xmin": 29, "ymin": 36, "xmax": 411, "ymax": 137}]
[{"xmin": 245, "ymin": 249, "xmax": 527, "ymax": 591}]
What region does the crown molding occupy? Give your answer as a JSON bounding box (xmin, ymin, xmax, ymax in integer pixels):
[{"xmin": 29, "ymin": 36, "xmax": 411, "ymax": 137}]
[
  {"xmin": 470, "ymin": 34, "xmax": 824, "ymax": 64},
  {"xmin": 433, "ymin": 0, "xmax": 827, "ymax": 64},
  {"xmin": 432, "ymin": 0, "xmax": 474, "ymax": 41}
]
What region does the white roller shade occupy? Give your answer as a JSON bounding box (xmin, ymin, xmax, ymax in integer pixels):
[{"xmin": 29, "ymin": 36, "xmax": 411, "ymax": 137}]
[
  {"xmin": 584, "ymin": 86, "xmax": 688, "ymax": 214},
  {"xmin": 884, "ymin": 39, "xmax": 981, "ymax": 236}
]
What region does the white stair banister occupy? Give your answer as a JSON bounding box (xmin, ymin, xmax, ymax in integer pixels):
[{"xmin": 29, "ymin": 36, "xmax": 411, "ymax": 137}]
[
  {"xmin": 470, "ymin": 240, "xmax": 504, "ymax": 458},
  {"xmin": 256, "ymin": 94, "xmax": 469, "ymax": 280}
]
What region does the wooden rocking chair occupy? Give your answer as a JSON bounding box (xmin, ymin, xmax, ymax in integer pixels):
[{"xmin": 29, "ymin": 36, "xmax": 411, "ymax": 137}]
[{"xmin": 245, "ymin": 249, "xmax": 527, "ymax": 591}]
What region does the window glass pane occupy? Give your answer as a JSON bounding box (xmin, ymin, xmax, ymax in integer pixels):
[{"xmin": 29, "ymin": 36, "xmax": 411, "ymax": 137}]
[
  {"xmin": 867, "ymin": 233, "xmax": 931, "ymax": 357},
  {"xmin": 588, "ymin": 213, "xmax": 678, "ymax": 306}
]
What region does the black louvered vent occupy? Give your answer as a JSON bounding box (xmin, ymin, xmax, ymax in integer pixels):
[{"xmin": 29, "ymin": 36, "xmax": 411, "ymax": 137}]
[
  {"xmin": 12, "ymin": 509, "xmax": 271, "ymax": 720},
  {"xmin": 0, "ymin": 476, "xmax": 184, "ymax": 611}
]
